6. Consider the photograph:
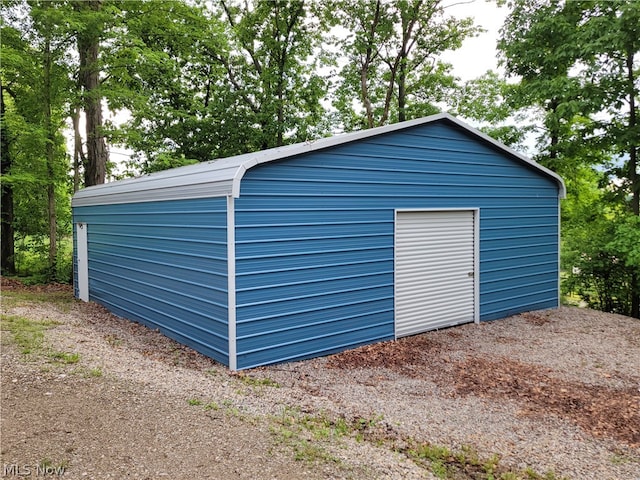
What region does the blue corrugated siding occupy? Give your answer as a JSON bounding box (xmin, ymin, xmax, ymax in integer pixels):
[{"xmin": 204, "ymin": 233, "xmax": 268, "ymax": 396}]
[
  {"xmin": 234, "ymin": 122, "xmax": 560, "ymax": 369},
  {"xmin": 73, "ymin": 198, "xmax": 229, "ymax": 365}
]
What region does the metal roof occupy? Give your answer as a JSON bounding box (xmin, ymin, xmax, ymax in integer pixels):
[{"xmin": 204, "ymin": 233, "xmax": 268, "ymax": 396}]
[{"xmin": 72, "ymin": 113, "xmax": 566, "ymax": 207}]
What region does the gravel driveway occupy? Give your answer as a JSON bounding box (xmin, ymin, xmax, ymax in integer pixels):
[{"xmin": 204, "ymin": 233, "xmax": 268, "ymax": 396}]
[{"xmin": 1, "ymin": 281, "xmax": 639, "ymax": 479}]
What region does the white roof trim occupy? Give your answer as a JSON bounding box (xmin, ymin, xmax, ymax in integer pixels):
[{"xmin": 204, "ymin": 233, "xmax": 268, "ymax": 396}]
[{"xmin": 72, "ymin": 113, "xmax": 565, "ymax": 207}]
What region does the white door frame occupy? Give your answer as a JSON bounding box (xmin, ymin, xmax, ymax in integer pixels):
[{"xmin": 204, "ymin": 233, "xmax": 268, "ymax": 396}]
[
  {"xmin": 394, "ymin": 208, "xmax": 479, "ymax": 338},
  {"xmin": 76, "ymin": 222, "xmax": 89, "ymax": 302}
]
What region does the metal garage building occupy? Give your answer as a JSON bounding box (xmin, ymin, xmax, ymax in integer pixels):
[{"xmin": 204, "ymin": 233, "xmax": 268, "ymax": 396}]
[{"xmin": 72, "ymin": 113, "xmax": 565, "ymax": 370}]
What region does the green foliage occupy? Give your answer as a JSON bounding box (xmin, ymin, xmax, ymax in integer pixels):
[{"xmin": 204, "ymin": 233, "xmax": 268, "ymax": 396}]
[
  {"xmin": 106, "ymin": 0, "xmax": 330, "ymax": 173},
  {"xmin": 213, "ymin": 0, "xmax": 331, "ymax": 149},
  {"xmin": 104, "ymin": 0, "xmax": 233, "ymax": 170},
  {"xmin": 608, "ymin": 215, "xmax": 640, "ymax": 268},
  {"xmin": 563, "ymin": 208, "xmax": 639, "ymax": 316},
  {"xmin": 13, "ymin": 236, "xmax": 73, "ymax": 283},
  {"xmin": 332, "ymin": 0, "xmax": 480, "ymax": 129},
  {"xmin": 139, "ymin": 154, "xmax": 200, "ymax": 175},
  {"xmin": 453, "ymin": 71, "xmax": 534, "ymax": 149}
]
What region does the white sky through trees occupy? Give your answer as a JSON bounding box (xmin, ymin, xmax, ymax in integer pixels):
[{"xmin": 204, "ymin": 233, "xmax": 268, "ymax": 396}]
[{"xmin": 441, "ymin": 0, "xmax": 508, "ymax": 81}]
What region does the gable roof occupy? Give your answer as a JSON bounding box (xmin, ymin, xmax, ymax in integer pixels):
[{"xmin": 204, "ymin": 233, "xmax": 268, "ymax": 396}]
[{"xmin": 72, "ymin": 113, "xmax": 566, "ymax": 207}]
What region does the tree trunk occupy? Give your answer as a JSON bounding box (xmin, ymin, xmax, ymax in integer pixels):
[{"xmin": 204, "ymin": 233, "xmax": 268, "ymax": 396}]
[
  {"xmin": 361, "ymin": 67, "xmax": 375, "ymax": 129},
  {"xmin": 72, "ymin": 105, "xmax": 85, "ymax": 192},
  {"xmin": 276, "ymin": 85, "xmax": 284, "ymax": 147},
  {"xmin": 398, "ymin": 58, "xmax": 407, "ymax": 123},
  {"xmin": 0, "ymin": 81, "xmax": 16, "ymax": 276},
  {"xmin": 626, "ymin": 52, "xmax": 638, "ymax": 217},
  {"xmin": 548, "ymin": 99, "xmax": 560, "ymax": 162},
  {"xmin": 361, "ymin": 0, "xmax": 382, "ymax": 129},
  {"xmin": 43, "ymin": 38, "xmax": 57, "ymax": 275},
  {"xmin": 626, "ymin": 50, "xmax": 639, "ymax": 318},
  {"xmin": 76, "ymin": 0, "xmax": 107, "ymax": 187}
]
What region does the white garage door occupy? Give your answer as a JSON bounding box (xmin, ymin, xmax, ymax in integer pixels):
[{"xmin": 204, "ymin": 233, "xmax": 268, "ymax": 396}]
[{"xmin": 395, "ymin": 210, "xmax": 477, "ymax": 337}]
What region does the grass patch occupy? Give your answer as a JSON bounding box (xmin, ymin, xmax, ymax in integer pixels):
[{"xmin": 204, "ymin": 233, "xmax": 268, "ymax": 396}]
[
  {"xmin": 235, "ymin": 373, "xmax": 280, "ymax": 388},
  {"xmin": 270, "ymin": 423, "xmax": 342, "ymax": 465},
  {"xmin": 187, "ymin": 398, "xmax": 203, "ymax": 406},
  {"xmin": 404, "ymin": 441, "xmax": 568, "ymax": 480},
  {"xmin": 0, "ymin": 314, "xmax": 59, "ymax": 354},
  {"xmin": 292, "ymin": 439, "xmax": 340, "ymax": 463},
  {"xmin": 269, "ymin": 408, "xmax": 385, "ymax": 466},
  {"xmin": 268, "ymin": 407, "xmax": 568, "ymax": 479},
  {"xmin": 1, "ymin": 314, "xmax": 81, "ymax": 368},
  {"xmin": 75, "ymin": 366, "xmax": 103, "ymax": 378},
  {"xmin": 48, "ymin": 351, "xmax": 81, "ymax": 364}
]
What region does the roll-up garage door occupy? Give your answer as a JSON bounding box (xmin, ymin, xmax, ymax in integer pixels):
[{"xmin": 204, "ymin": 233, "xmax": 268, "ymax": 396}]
[{"xmin": 395, "ymin": 210, "xmax": 477, "ymax": 337}]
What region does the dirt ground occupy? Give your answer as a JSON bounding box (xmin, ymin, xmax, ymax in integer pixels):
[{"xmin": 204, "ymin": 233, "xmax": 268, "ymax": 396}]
[
  {"xmin": 1, "ymin": 279, "xmax": 639, "ymax": 479},
  {"xmin": 1, "ymin": 367, "xmax": 329, "ymax": 480}
]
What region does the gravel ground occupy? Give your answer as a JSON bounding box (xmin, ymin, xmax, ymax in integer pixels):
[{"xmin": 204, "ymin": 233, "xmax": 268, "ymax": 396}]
[{"xmin": 1, "ymin": 283, "xmax": 639, "ymax": 479}]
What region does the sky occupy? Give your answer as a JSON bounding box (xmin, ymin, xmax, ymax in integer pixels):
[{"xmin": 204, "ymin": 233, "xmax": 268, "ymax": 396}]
[{"xmin": 441, "ymin": 0, "xmax": 509, "ymax": 81}]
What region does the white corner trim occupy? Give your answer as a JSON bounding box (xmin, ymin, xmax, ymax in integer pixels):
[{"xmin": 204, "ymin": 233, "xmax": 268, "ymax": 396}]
[
  {"xmin": 393, "ymin": 209, "xmax": 398, "ymax": 340},
  {"xmin": 473, "ymin": 208, "xmax": 480, "ymax": 324},
  {"xmin": 76, "ymin": 222, "xmax": 89, "ymax": 302},
  {"xmin": 557, "ymin": 201, "xmax": 562, "ymax": 308},
  {"xmin": 226, "ymin": 195, "xmax": 237, "ymax": 370}
]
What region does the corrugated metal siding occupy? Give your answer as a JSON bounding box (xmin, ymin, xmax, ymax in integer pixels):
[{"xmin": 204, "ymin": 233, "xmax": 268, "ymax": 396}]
[
  {"xmin": 71, "ymin": 114, "xmax": 565, "ymax": 207},
  {"xmin": 395, "ymin": 210, "xmax": 475, "ymax": 336},
  {"xmin": 72, "ymin": 198, "xmax": 229, "ymax": 365},
  {"xmin": 234, "ymin": 122, "xmax": 560, "ymax": 369},
  {"xmin": 234, "ymin": 207, "xmax": 395, "ymax": 368}
]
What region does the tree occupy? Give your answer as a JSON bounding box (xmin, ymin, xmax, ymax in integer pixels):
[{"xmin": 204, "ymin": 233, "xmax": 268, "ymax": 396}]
[
  {"xmin": 1, "ymin": 1, "xmax": 73, "ymax": 278},
  {"xmin": 498, "ymin": 0, "xmax": 640, "ymax": 317},
  {"xmin": 453, "ymin": 70, "xmax": 533, "ymax": 149},
  {"xmin": 103, "ymin": 0, "xmax": 232, "ymax": 171},
  {"xmin": 73, "ymin": 0, "xmax": 110, "ymax": 186},
  {"xmin": 573, "ymin": 0, "xmax": 639, "ymax": 216},
  {"xmin": 216, "ymin": 0, "xmax": 329, "ymax": 149},
  {"xmin": 498, "ymin": 0, "xmax": 588, "ymax": 172},
  {"xmin": 107, "ymin": 0, "xmax": 330, "ymax": 172},
  {"xmin": 575, "ymin": 1, "xmax": 640, "ymax": 317},
  {"xmin": 333, "ymin": 0, "xmax": 479, "ymax": 130},
  {"xmin": 1, "ymin": 80, "xmax": 16, "ymax": 275}
]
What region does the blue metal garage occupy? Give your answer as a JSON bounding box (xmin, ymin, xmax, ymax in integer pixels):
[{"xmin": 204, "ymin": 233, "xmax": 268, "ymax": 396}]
[{"xmin": 72, "ymin": 113, "xmax": 565, "ymax": 370}]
